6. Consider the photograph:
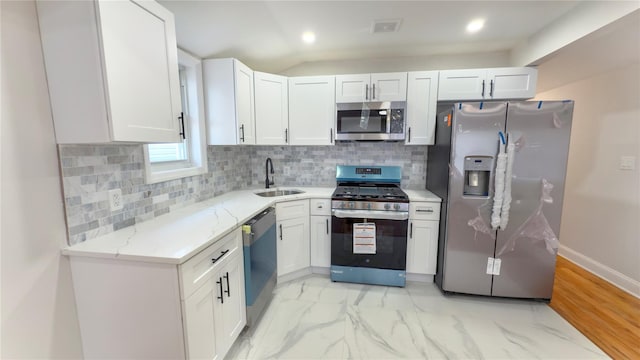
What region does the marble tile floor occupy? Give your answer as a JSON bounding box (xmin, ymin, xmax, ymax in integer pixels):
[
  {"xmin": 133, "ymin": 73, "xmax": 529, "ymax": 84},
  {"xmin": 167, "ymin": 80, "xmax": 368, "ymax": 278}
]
[{"xmin": 226, "ymin": 275, "xmax": 608, "ymax": 360}]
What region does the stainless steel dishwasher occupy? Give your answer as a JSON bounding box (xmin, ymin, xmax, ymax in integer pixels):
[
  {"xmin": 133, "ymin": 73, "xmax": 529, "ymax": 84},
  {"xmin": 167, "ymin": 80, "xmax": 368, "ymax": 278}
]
[{"xmin": 242, "ymin": 207, "xmax": 277, "ymax": 328}]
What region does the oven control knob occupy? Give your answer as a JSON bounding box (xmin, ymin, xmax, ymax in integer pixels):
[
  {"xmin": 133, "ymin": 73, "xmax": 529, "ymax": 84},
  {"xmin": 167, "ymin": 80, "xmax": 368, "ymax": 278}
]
[
  {"xmin": 394, "ymin": 203, "xmax": 400, "ymax": 210},
  {"xmin": 384, "ymin": 203, "xmax": 391, "ymax": 210}
]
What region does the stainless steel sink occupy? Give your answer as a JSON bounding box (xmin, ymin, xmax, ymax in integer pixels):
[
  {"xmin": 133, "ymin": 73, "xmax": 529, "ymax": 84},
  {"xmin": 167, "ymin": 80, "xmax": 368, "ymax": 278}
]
[{"xmin": 255, "ymin": 189, "xmax": 304, "ymax": 197}]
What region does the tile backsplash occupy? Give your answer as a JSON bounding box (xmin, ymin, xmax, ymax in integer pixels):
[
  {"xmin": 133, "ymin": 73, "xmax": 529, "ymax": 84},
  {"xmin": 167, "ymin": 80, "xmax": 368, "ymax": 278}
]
[{"xmin": 59, "ymin": 142, "xmax": 427, "ymax": 245}]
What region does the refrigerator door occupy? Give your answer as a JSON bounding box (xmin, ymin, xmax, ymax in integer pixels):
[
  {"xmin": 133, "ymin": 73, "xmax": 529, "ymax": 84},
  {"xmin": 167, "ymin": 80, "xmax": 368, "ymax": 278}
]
[
  {"xmin": 492, "ymin": 101, "xmax": 573, "ymax": 299},
  {"xmin": 442, "ymin": 102, "xmax": 506, "ymax": 295}
]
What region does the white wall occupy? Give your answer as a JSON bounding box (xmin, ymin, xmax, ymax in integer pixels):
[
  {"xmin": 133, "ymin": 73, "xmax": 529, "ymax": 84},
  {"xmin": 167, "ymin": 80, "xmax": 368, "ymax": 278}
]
[
  {"xmin": 1, "ymin": 1, "xmax": 83, "ymax": 358},
  {"xmin": 280, "ymin": 51, "xmax": 510, "ymax": 76},
  {"xmin": 536, "ymin": 62, "xmax": 640, "ymax": 297}
]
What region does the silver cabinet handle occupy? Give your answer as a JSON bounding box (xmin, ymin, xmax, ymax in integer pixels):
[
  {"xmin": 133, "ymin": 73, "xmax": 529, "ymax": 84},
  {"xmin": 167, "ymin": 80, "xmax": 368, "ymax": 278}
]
[
  {"xmin": 410, "ymin": 222, "xmax": 413, "ymax": 238},
  {"xmin": 285, "ymin": 128, "xmax": 288, "ymax": 143},
  {"xmin": 372, "ymin": 83, "xmax": 376, "ymax": 99},
  {"xmin": 239, "ymin": 124, "xmax": 245, "ymax": 142},
  {"xmin": 481, "ymin": 80, "xmax": 485, "ymax": 97},
  {"xmin": 326, "ymin": 218, "xmax": 329, "ymax": 234},
  {"xmin": 179, "ymin": 112, "xmax": 186, "ymax": 140},
  {"xmin": 408, "ymin": 127, "xmax": 411, "ymax": 143},
  {"xmin": 279, "ymin": 224, "xmax": 283, "ymax": 240},
  {"xmin": 365, "ymin": 84, "xmax": 369, "ymax": 100},
  {"xmin": 330, "ymin": 128, "xmax": 333, "ymax": 143},
  {"xmin": 490, "ymin": 80, "xmax": 494, "ymax": 97}
]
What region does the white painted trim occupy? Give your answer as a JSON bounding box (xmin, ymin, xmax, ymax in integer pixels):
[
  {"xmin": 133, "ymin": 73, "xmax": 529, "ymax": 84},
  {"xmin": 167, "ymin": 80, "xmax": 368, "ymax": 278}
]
[
  {"xmin": 558, "ymin": 245, "xmax": 640, "ymax": 299},
  {"xmin": 406, "ymin": 273, "xmax": 434, "ymax": 283},
  {"xmin": 310, "ymin": 266, "xmax": 330, "ymax": 275},
  {"xmin": 276, "ymin": 268, "xmax": 313, "ymax": 285}
]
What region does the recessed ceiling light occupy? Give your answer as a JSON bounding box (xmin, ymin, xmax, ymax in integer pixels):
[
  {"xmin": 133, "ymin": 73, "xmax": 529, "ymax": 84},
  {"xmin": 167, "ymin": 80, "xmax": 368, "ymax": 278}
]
[
  {"xmin": 302, "ymin": 31, "xmax": 316, "ymax": 44},
  {"xmin": 466, "ymin": 19, "xmax": 485, "ymax": 33}
]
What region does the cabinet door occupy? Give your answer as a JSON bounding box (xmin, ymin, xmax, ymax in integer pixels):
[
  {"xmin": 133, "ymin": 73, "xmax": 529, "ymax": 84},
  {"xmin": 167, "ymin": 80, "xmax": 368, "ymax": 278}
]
[
  {"xmin": 215, "ymin": 254, "xmax": 247, "ymax": 356},
  {"xmin": 487, "ymin": 67, "xmax": 537, "ymax": 99},
  {"xmin": 371, "ymin": 72, "xmax": 408, "ymax": 101},
  {"xmin": 288, "ymin": 76, "xmax": 335, "ymax": 145},
  {"xmin": 255, "ymin": 72, "xmax": 289, "ymax": 145},
  {"xmin": 310, "ymin": 215, "xmax": 331, "ymax": 268},
  {"xmin": 406, "ymin": 220, "xmax": 438, "ymax": 275},
  {"xmin": 234, "ymin": 60, "xmax": 256, "ymax": 144},
  {"xmin": 437, "ymin": 69, "xmax": 488, "ymax": 101},
  {"xmin": 277, "ymin": 217, "xmax": 310, "ymax": 276},
  {"xmin": 335, "ymin": 74, "xmax": 370, "ymax": 103},
  {"xmin": 183, "ymin": 280, "xmax": 221, "ymax": 360},
  {"xmin": 405, "ymin": 71, "xmax": 439, "ymax": 145},
  {"xmin": 98, "ymin": 0, "xmax": 181, "ymax": 143}
]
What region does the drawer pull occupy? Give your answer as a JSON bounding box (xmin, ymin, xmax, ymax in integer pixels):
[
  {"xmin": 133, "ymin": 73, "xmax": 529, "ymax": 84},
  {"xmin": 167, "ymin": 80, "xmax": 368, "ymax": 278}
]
[
  {"xmin": 416, "ymin": 209, "xmax": 434, "ymax": 213},
  {"xmin": 211, "ymin": 249, "xmax": 230, "ymax": 264},
  {"xmin": 216, "ymin": 278, "xmax": 224, "ymax": 304}
]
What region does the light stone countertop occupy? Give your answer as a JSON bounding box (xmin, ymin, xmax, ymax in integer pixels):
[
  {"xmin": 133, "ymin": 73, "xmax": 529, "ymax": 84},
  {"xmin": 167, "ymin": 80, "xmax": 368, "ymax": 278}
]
[{"xmin": 62, "ymin": 187, "xmax": 440, "ymax": 265}]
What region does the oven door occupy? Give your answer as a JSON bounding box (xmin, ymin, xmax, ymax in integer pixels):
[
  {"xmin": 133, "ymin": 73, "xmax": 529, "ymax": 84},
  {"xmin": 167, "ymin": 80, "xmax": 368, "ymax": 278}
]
[{"xmin": 331, "ymin": 210, "xmax": 408, "ymax": 270}]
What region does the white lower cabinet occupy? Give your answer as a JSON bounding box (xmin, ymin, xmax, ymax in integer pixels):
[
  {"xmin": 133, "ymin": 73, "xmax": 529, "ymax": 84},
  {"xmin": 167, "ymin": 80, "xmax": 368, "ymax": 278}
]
[
  {"xmin": 69, "ymin": 227, "xmax": 245, "ymax": 360},
  {"xmin": 276, "ymin": 200, "xmax": 310, "ymax": 276},
  {"xmin": 309, "ymin": 199, "xmax": 331, "ymax": 268},
  {"xmin": 407, "ymin": 202, "xmax": 441, "ymax": 275}
]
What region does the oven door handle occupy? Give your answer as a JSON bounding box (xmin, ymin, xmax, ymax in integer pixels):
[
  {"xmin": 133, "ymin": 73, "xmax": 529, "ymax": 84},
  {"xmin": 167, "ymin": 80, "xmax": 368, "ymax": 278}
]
[{"xmin": 332, "ymin": 209, "xmax": 409, "ymax": 221}]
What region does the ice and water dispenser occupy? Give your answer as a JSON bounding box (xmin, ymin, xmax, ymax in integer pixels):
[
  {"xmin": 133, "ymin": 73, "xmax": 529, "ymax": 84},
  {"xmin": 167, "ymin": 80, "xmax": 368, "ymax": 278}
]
[{"xmin": 463, "ymin": 156, "xmax": 492, "ymax": 196}]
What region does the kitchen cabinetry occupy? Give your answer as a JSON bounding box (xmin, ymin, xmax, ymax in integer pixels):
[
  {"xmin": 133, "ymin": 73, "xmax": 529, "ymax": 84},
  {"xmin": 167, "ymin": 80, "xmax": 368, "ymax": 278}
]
[
  {"xmin": 255, "ymin": 72, "xmax": 289, "ymax": 145},
  {"xmin": 37, "ymin": 0, "xmax": 182, "ymax": 144},
  {"xmin": 309, "ymin": 199, "xmax": 332, "ymax": 268},
  {"xmin": 335, "ymin": 73, "xmax": 407, "ymax": 103},
  {"xmin": 68, "ymin": 227, "xmax": 245, "ymax": 359},
  {"xmin": 406, "ymin": 202, "xmax": 441, "ymax": 275},
  {"xmin": 438, "ymin": 67, "xmax": 537, "ymax": 101},
  {"xmin": 276, "ymin": 200, "xmax": 310, "ymax": 277},
  {"xmin": 288, "ymin": 76, "xmax": 336, "ymax": 145},
  {"xmin": 405, "ymin": 71, "xmax": 439, "ymax": 145},
  {"xmin": 203, "ymin": 58, "xmax": 256, "ymax": 145}
]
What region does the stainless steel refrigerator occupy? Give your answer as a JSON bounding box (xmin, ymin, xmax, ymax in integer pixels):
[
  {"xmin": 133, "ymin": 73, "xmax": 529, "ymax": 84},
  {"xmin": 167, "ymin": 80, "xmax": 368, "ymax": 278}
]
[{"xmin": 427, "ymin": 101, "xmax": 573, "ymax": 300}]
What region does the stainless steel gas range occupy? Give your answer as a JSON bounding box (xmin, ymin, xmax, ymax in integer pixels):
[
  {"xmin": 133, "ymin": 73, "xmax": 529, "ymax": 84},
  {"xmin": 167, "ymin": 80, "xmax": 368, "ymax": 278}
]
[{"xmin": 330, "ymin": 165, "xmax": 409, "ymax": 287}]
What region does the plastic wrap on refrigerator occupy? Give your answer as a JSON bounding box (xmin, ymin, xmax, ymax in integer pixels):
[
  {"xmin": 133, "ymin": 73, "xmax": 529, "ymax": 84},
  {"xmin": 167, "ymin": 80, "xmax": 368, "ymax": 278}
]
[{"xmin": 496, "ymin": 179, "xmax": 560, "ymax": 256}]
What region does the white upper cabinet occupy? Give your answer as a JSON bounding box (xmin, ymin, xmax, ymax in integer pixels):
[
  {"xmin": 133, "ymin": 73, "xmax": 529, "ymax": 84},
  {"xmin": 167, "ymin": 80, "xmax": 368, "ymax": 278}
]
[
  {"xmin": 438, "ymin": 67, "xmax": 537, "ymax": 101},
  {"xmin": 203, "ymin": 58, "xmax": 256, "ymax": 145},
  {"xmin": 335, "ymin": 72, "xmax": 407, "ymax": 103},
  {"xmin": 486, "ymin": 67, "xmax": 538, "ymax": 100},
  {"xmin": 37, "ymin": 0, "xmax": 182, "ymax": 144},
  {"xmin": 288, "ymin": 76, "xmax": 336, "ymax": 145},
  {"xmin": 255, "ymin": 72, "xmax": 289, "ymax": 145},
  {"xmin": 405, "ymin": 71, "xmax": 439, "ymax": 145}
]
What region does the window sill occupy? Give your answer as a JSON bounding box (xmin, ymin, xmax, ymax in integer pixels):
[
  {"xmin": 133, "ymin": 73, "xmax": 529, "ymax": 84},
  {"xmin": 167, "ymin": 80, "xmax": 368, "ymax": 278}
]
[{"xmin": 145, "ymin": 164, "xmax": 207, "ymax": 184}]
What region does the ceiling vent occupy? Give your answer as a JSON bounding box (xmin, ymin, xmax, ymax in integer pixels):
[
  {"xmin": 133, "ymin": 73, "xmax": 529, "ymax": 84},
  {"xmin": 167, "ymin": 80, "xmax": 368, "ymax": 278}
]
[{"xmin": 371, "ymin": 19, "xmax": 402, "ymax": 34}]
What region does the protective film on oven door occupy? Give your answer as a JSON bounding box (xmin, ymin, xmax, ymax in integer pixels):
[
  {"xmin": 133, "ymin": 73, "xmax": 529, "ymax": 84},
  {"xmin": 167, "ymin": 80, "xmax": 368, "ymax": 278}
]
[{"xmin": 330, "ymin": 217, "xmax": 408, "ymax": 270}]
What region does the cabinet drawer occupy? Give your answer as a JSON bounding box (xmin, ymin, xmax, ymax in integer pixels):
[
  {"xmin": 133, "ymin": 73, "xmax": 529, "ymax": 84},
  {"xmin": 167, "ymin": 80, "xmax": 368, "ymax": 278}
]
[
  {"xmin": 410, "ymin": 202, "xmax": 441, "ymax": 221},
  {"xmin": 276, "ymin": 199, "xmax": 309, "ymax": 220},
  {"xmin": 179, "ymin": 227, "xmax": 242, "ymax": 299},
  {"xmin": 309, "ymin": 199, "xmax": 331, "ymax": 216}
]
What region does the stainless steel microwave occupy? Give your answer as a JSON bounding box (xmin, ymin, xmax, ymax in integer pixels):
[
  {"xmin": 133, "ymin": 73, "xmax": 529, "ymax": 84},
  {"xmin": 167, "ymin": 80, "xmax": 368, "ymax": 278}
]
[{"xmin": 335, "ymin": 101, "xmax": 405, "ymax": 141}]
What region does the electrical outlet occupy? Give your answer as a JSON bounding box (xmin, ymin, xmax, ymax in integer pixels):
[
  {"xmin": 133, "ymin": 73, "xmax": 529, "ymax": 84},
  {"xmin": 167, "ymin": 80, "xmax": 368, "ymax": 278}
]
[
  {"xmin": 108, "ymin": 189, "xmax": 123, "ymax": 211},
  {"xmin": 620, "ymin": 156, "xmax": 636, "ymax": 171}
]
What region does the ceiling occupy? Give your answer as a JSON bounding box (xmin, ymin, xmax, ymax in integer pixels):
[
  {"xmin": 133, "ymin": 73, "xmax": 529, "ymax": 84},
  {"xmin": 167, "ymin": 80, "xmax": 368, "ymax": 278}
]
[{"xmin": 159, "ymin": 1, "xmax": 582, "ymax": 73}]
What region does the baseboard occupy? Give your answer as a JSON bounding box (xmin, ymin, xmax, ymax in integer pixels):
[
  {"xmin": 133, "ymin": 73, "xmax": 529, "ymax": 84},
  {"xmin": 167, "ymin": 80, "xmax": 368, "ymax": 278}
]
[
  {"xmin": 276, "ymin": 267, "xmax": 312, "ymax": 285},
  {"xmin": 310, "ymin": 266, "xmax": 330, "ymax": 275},
  {"xmin": 558, "ymin": 245, "xmax": 640, "ymax": 299},
  {"xmin": 406, "ymin": 273, "xmax": 434, "ymax": 283}
]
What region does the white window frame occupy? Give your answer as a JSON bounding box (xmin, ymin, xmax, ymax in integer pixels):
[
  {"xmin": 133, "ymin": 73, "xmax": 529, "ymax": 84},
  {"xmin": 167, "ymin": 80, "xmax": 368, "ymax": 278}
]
[{"xmin": 144, "ymin": 49, "xmax": 208, "ymax": 184}]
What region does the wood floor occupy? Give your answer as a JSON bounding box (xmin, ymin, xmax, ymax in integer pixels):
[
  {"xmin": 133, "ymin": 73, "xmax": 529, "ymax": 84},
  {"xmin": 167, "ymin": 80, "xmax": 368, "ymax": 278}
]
[{"xmin": 550, "ymin": 256, "xmax": 640, "ymax": 360}]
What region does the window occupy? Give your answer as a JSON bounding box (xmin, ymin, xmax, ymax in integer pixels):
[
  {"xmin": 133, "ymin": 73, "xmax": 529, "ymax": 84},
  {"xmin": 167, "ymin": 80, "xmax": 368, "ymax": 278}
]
[{"xmin": 144, "ymin": 49, "xmax": 208, "ymax": 183}]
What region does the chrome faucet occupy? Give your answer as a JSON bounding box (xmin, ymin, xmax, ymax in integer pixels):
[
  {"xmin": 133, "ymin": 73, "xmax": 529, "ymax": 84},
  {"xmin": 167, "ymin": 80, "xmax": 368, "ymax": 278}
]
[{"xmin": 265, "ymin": 158, "xmax": 274, "ymax": 189}]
